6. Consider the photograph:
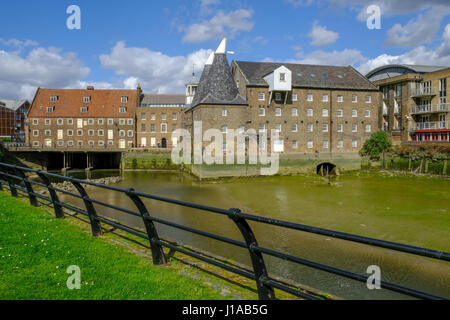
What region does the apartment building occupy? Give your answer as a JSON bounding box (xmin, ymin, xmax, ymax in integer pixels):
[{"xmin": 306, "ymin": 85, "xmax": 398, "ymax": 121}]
[
  {"xmin": 26, "ymin": 86, "xmax": 139, "ymax": 149},
  {"xmin": 185, "ymin": 38, "xmax": 380, "ymax": 154},
  {"xmin": 136, "ymin": 94, "xmax": 185, "ymax": 148},
  {"xmin": 0, "ymin": 99, "xmax": 30, "ymax": 139},
  {"xmin": 367, "ymin": 65, "xmax": 450, "ymax": 143}
]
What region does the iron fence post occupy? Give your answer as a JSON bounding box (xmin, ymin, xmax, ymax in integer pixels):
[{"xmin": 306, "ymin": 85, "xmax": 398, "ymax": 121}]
[
  {"xmin": 14, "ymin": 168, "xmax": 38, "ymax": 207},
  {"xmin": 229, "ymin": 208, "xmax": 275, "ymax": 300},
  {"xmin": 70, "ymin": 179, "xmax": 102, "ymax": 236},
  {"xmin": 36, "ymin": 171, "xmax": 64, "ymax": 218},
  {"xmin": 0, "ymin": 168, "xmax": 18, "ymax": 197},
  {"xmin": 126, "ymin": 188, "xmax": 166, "ymax": 265}
]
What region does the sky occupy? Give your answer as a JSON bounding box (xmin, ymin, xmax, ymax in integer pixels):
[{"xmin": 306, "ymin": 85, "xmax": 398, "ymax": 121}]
[{"xmin": 1, "ymin": 0, "xmax": 450, "ymax": 100}]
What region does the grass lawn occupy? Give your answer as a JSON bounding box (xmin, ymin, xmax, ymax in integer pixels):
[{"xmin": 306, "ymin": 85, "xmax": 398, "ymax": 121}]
[{"xmin": 0, "ymin": 191, "xmax": 231, "ymax": 300}]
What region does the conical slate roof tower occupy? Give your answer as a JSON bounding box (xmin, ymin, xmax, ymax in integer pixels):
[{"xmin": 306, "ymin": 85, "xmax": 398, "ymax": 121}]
[{"xmin": 191, "ymin": 38, "xmax": 247, "ymax": 109}]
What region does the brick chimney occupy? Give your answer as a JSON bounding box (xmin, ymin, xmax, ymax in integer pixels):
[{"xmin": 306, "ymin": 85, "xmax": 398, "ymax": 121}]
[{"xmin": 87, "ymin": 86, "xmax": 94, "ymax": 90}]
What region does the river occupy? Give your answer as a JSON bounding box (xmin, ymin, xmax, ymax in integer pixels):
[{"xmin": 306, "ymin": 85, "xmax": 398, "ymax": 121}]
[{"xmin": 59, "ymin": 169, "xmax": 450, "ymax": 299}]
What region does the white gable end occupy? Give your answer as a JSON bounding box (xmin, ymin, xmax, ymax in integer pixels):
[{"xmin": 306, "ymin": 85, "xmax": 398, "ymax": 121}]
[{"xmin": 263, "ymin": 66, "xmax": 292, "ymax": 92}]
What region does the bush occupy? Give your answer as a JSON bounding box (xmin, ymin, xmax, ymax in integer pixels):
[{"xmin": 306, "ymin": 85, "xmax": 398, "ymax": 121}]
[{"xmin": 359, "ymin": 131, "xmax": 392, "ymax": 160}]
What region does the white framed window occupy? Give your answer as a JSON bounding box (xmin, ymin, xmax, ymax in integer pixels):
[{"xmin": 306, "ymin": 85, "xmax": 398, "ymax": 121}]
[
  {"xmin": 337, "ymin": 124, "xmax": 343, "ymax": 132},
  {"xmin": 119, "ymin": 119, "xmax": 125, "ymax": 125},
  {"xmin": 57, "ymin": 141, "xmax": 64, "ymax": 147},
  {"xmin": 307, "ymin": 141, "xmax": 313, "ymax": 149},
  {"xmin": 162, "ymin": 114, "xmax": 166, "ymax": 121},
  {"xmin": 292, "ymin": 124, "xmax": 298, "ymax": 132},
  {"xmin": 88, "ymin": 119, "xmax": 94, "ymax": 125},
  {"xmin": 366, "ymin": 95, "xmax": 372, "ymax": 103},
  {"xmin": 45, "ymin": 130, "xmax": 51, "ymax": 137},
  {"xmin": 127, "ymin": 119, "xmax": 133, "ymax": 125},
  {"xmin": 292, "ymin": 141, "xmax": 298, "ymax": 149},
  {"xmin": 119, "ymin": 106, "xmax": 127, "ymax": 113},
  {"xmin": 322, "ymin": 109, "xmax": 329, "ymax": 117},
  {"xmin": 307, "ymin": 124, "xmax": 313, "ymax": 132},
  {"xmin": 352, "ymin": 95, "xmax": 358, "ymax": 103},
  {"xmin": 259, "ymin": 124, "xmax": 266, "ymax": 132},
  {"xmin": 337, "ymin": 95, "xmax": 343, "ymax": 102},
  {"xmin": 88, "ymin": 129, "xmax": 94, "ymax": 136},
  {"xmin": 57, "ymin": 119, "xmax": 63, "ymax": 125},
  {"xmin": 83, "ymin": 96, "xmax": 91, "ymax": 103},
  {"xmin": 323, "ymin": 140, "xmax": 329, "ymax": 149},
  {"xmin": 322, "ymin": 94, "xmax": 328, "ymax": 102},
  {"xmin": 77, "ymin": 129, "xmax": 83, "ymax": 136},
  {"xmin": 128, "ymin": 130, "xmax": 133, "ymax": 137},
  {"xmin": 258, "ymin": 93, "xmax": 265, "ymax": 101},
  {"xmin": 259, "ymin": 108, "xmax": 265, "ymax": 116},
  {"xmin": 352, "ymin": 140, "xmax": 358, "ymax": 148},
  {"xmin": 365, "ymin": 110, "xmax": 371, "ymax": 118},
  {"xmin": 322, "ymin": 124, "xmax": 329, "ymax": 132},
  {"xmin": 108, "ymin": 119, "xmax": 114, "ymax": 125},
  {"xmin": 222, "ymin": 109, "xmax": 227, "ymax": 117},
  {"xmin": 292, "ymin": 94, "xmax": 298, "ymax": 102},
  {"xmin": 365, "ymin": 124, "xmax": 372, "ymax": 133},
  {"xmin": 50, "ymin": 95, "xmax": 58, "ymax": 102},
  {"xmin": 119, "ymin": 130, "xmax": 125, "ymax": 137},
  {"xmin": 33, "ymin": 130, "xmax": 39, "ymax": 137},
  {"xmin": 172, "ymin": 113, "xmax": 177, "ymax": 120},
  {"xmin": 121, "ymin": 96, "xmax": 128, "ymax": 103},
  {"xmin": 81, "ymin": 106, "xmax": 88, "ymax": 113},
  {"xmin": 352, "ymin": 109, "xmax": 358, "ymax": 117},
  {"xmin": 89, "ymin": 140, "xmax": 95, "ymax": 146},
  {"xmin": 150, "ymin": 113, "xmax": 156, "ymax": 121},
  {"xmin": 98, "ymin": 141, "xmax": 105, "ymax": 147},
  {"xmin": 33, "ymin": 141, "xmax": 39, "ymax": 147},
  {"xmin": 275, "ymin": 108, "xmax": 281, "ymax": 116},
  {"xmin": 352, "ymin": 124, "xmax": 358, "ymax": 132},
  {"xmin": 141, "ymin": 113, "xmax": 146, "ymax": 120},
  {"xmin": 307, "ymin": 109, "xmax": 313, "ymax": 117},
  {"xmin": 291, "ymin": 108, "xmax": 298, "ymax": 116},
  {"xmin": 161, "ymin": 123, "xmax": 167, "ymax": 133},
  {"xmin": 275, "ymin": 124, "xmax": 282, "ymax": 132},
  {"xmin": 67, "ymin": 141, "xmax": 74, "ymax": 147},
  {"xmin": 337, "ymin": 109, "xmax": 343, "ymax": 117},
  {"xmin": 68, "ymin": 118, "xmax": 73, "ymax": 125},
  {"xmin": 45, "ymin": 119, "xmax": 51, "ymax": 125},
  {"xmin": 67, "ymin": 130, "xmax": 73, "ymax": 137},
  {"xmin": 98, "ymin": 119, "xmax": 104, "ymax": 125},
  {"xmin": 46, "ymin": 106, "xmax": 55, "ymax": 113},
  {"xmin": 98, "ymin": 130, "xmax": 104, "ymax": 137},
  {"xmin": 337, "ymin": 140, "xmax": 343, "ymax": 148},
  {"xmin": 33, "ymin": 119, "xmax": 38, "ymax": 125},
  {"xmin": 221, "ymin": 125, "xmax": 227, "ymax": 134},
  {"xmin": 307, "ymin": 94, "xmax": 313, "ymax": 102}
]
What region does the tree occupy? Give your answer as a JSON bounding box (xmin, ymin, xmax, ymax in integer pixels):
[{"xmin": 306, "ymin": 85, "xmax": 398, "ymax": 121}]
[{"xmin": 359, "ymin": 131, "xmax": 392, "ymax": 160}]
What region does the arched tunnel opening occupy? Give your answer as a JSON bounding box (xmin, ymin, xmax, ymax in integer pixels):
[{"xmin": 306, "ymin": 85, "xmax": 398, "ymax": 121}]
[{"xmin": 316, "ymin": 162, "xmax": 337, "ymax": 176}]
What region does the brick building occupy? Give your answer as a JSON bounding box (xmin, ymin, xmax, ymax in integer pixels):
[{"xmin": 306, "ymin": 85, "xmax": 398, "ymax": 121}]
[
  {"xmin": 367, "ymin": 65, "xmax": 450, "ymax": 143},
  {"xmin": 0, "ymin": 99, "xmax": 30, "ymax": 140},
  {"xmin": 26, "ymin": 86, "xmax": 139, "ymax": 149},
  {"xmin": 185, "ymin": 38, "xmax": 381, "ymax": 155}
]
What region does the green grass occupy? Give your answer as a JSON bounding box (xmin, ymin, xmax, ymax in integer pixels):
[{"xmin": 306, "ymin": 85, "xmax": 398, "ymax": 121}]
[{"xmin": 0, "ymin": 191, "xmax": 229, "ymax": 300}]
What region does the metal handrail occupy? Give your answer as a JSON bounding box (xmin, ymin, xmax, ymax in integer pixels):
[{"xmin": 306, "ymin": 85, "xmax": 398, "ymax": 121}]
[{"xmin": 0, "ymin": 161, "xmax": 448, "ymax": 300}]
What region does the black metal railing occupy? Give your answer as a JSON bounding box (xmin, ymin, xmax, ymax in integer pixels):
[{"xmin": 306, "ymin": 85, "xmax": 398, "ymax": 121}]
[{"xmin": 0, "ymin": 161, "xmax": 448, "ymax": 300}]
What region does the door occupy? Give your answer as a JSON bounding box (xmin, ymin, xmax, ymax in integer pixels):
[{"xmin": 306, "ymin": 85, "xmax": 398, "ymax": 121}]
[
  {"xmin": 161, "ymin": 138, "xmax": 167, "ymax": 149},
  {"xmin": 141, "ymin": 137, "xmax": 147, "ymax": 147},
  {"xmin": 108, "ymin": 130, "xmax": 114, "ymax": 140},
  {"xmin": 119, "ymin": 139, "xmax": 126, "ymax": 149},
  {"xmin": 57, "ymin": 130, "xmax": 63, "ymax": 140}
]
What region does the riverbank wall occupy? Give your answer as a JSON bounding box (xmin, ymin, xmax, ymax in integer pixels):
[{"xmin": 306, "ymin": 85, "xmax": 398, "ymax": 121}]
[{"xmin": 379, "ymin": 155, "xmax": 449, "ymax": 176}]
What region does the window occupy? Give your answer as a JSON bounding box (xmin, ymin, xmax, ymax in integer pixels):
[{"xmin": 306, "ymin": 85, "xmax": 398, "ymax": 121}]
[
  {"xmin": 98, "ymin": 130, "xmax": 104, "ymax": 136},
  {"xmin": 322, "ymin": 109, "xmax": 329, "ymax": 117},
  {"xmin": 292, "ymin": 94, "xmax": 298, "ymax": 102},
  {"xmin": 222, "ymin": 109, "xmax": 227, "ymax": 117},
  {"xmin": 307, "ymin": 94, "xmax": 313, "ymax": 102},
  {"xmin": 322, "ymin": 124, "xmax": 328, "ymax": 132},
  {"xmin": 141, "ymin": 124, "xmax": 146, "ymax": 132},
  {"xmin": 259, "ymin": 124, "xmax": 266, "ymax": 132},
  {"xmin": 275, "ymin": 93, "xmax": 282, "ymax": 101},
  {"xmin": 307, "ymin": 124, "xmax": 313, "ymax": 132},
  {"xmin": 67, "ymin": 141, "xmax": 74, "ymax": 147},
  {"xmin": 337, "ymin": 124, "xmax": 343, "ymax": 133},
  {"xmin": 352, "ymin": 140, "xmax": 358, "ymax": 148},
  {"xmin": 33, "ymin": 130, "xmax": 38, "ymax": 137},
  {"xmin": 127, "ymin": 119, "xmax": 133, "ymax": 125},
  {"xmin": 33, "ymin": 141, "xmax": 39, "ymax": 147},
  {"xmin": 337, "ymin": 109, "xmax": 343, "ymax": 117},
  {"xmin": 33, "ymin": 119, "xmax": 38, "ymax": 125},
  {"xmin": 119, "ymin": 106, "xmax": 127, "ymax": 113},
  {"xmin": 67, "ymin": 130, "xmax": 73, "ymax": 137},
  {"xmin": 275, "ymin": 108, "xmax": 281, "ymax": 116},
  {"xmin": 352, "ymin": 95, "xmax": 357, "ymax": 103},
  {"xmin": 81, "ymin": 106, "xmax": 88, "ymax": 113},
  {"xmin": 291, "ymin": 108, "xmax": 298, "ymax": 116},
  {"xmin": 259, "ymin": 108, "xmax": 265, "ymax": 116},
  {"xmin": 77, "ymin": 141, "xmax": 83, "ymax": 147},
  {"xmin": 141, "ymin": 113, "xmax": 146, "ymax": 120},
  {"xmin": 46, "ymin": 106, "xmax": 55, "ymax": 113},
  {"xmin": 365, "ymin": 110, "xmax": 371, "ymax": 118},
  {"xmin": 151, "ymin": 124, "xmax": 155, "ymax": 133},
  {"xmin": 258, "ymin": 93, "xmax": 265, "ymax": 101},
  {"xmin": 161, "ymin": 123, "xmax": 167, "ymax": 133},
  {"xmin": 57, "ymin": 119, "xmax": 63, "ymax": 125},
  {"xmin": 307, "ymin": 109, "xmax": 313, "ymax": 117},
  {"xmin": 162, "ymin": 114, "xmax": 166, "ymax": 121},
  {"xmin": 151, "ymin": 113, "xmax": 156, "ymax": 120},
  {"xmin": 275, "ymin": 124, "xmax": 281, "ymax": 132},
  {"xmin": 365, "ymin": 124, "xmax": 372, "ymax": 133},
  {"xmin": 121, "ymin": 96, "xmax": 128, "ymax": 103},
  {"xmin": 292, "ymin": 124, "xmax": 298, "ymax": 132},
  {"xmin": 77, "ymin": 129, "xmax": 83, "ymax": 136},
  {"xmin": 98, "ymin": 141, "xmax": 105, "ymax": 147},
  {"xmin": 119, "ymin": 130, "xmax": 125, "ymax": 137},
  {"xmin": 98, "ymin": 119, "xmax": 104, "ymax": 125},
  {"xmin": 83, "ymin": 96, "xmax": 91, "ymax": 103},
  {"xmin": 352, "ymin": 109, "xmax": 358, "ymax": 117},
  {"xmin": 322, "ymin": 94, "xmax": 328, "ymax": 102},
  {"xmin": 221, "ymin": 125, "xmax": 227, "ymax": 134},
  {"xmin": 337, "ymin": 140, "xmax": 343, "ymax": 148},
  {"xmin": 352, "ymin": 124, "xmax": 358, "ymax": 132},
  {"xmin": 57, "ymin": 141, "xmax": 64, "ymax": 147},
  {"xmin": 108, "ymin": 119, "xmax": 114, "ymax": 125},
  {"xmin": 172, "ymin": 124, "xmax": 177, "ymax": 132},
  {"xmin": 128, "ymin": 130, "xmax": 133, "ymax": 137},
  {"xmin": 337, "ymin": 95, "xmax": 343, "ymax": 103},
  {"xmin": 323, "ymin": 140, "xmax": 329, "ymax": 149},
  {"xmin": 292, "ymin": 141, "xmax": 298, "ymax": 149},
  {"xmin": 172, "ymin": 113, "xmax": 177, "ymax": 120},
  {"xmin": 50, "ymin": 96, "xmax": 58, "ymax": 102},
  {"xmin": 45, "ymin": 130, "xmax": 51, "ymax": 137},
  {"xmin": 307, "ymin": 141, "xmax": 313, "ymax": 149},
  {"xmin": 88, "ymin": 130, "xmax": 94, "ymax": 136},
  {"xmin": 366, "ymin": 95, "xmax": 371, "ymax": 103},
  {"xmin": 280, "ymin": 73, "xmax": 286, "ymax": 82},
  {"xmin": 45, "ymin": 119, "xmax": 51, "ymax": 125},
  {"xmin": 222, "ymin": 143, "xmax": 227, "ymax": 151},
  {"xmin": 88, "ymin": 119, "xmax": 94, "ymax": 125},
  {"xmin": 89, "ymin": 141, "xmax": 95, "ymax": 146}
]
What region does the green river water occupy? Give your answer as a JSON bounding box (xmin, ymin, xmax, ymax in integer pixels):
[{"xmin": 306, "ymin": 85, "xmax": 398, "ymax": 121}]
[{"xmin": 60, "ymin": 170, "xmax": 450, "ymax": 299}]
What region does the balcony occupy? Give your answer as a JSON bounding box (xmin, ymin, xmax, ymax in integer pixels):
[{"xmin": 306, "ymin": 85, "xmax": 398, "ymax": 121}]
[
  {"xmin": 414, "ymin": 121, "xmax": 450, "ymax": 131},
  {"xmin": 410, "ymin": 103, "xmax": 450, "ymax": 114},
  {"xmin": 411, "ymin": 88, "xmax": 436, "ymax": 98}
]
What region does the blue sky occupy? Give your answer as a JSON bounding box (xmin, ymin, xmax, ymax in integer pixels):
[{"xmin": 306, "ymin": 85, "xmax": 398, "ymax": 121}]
[{"xmin": 1, "ymin": 0, "xmax": 450, "ymax": 99}]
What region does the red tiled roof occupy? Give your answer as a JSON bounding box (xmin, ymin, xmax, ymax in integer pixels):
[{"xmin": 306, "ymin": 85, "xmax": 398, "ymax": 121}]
[{"xmin": 28, "ymin": 88, "xmax": 138, "ymax": 118}]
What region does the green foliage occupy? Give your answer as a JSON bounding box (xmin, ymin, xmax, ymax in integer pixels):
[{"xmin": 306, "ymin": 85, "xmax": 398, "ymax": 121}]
[{"xmin": 359, "ymin": 131, "xmax": 392, "ymax": 160}]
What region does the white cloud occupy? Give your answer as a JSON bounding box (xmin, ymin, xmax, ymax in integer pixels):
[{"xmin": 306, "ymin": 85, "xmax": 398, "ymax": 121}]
[
  {"xmin": 199, "ymin": 0, "xmax": 221, "ymax": 15},
  {"xmin": 0, "ymin": 38, "xmax": 39, "ymax": 48},
  {"xmin": 385, "ymin": 7, "xmax": 450, "ymax": 48},
  {"xmin": 292, "ymin": 48, "xmax": 366, "ymax": 66},
  {"xmin": 181, "ymin": 9, "xmax": 254, "ymax": 43},
  {"xmin": 0, "ymin": 46, "xmax": 90, "ymax": 100},
  {"xmin": 308, "ymin": 21, "xmax": 340, "ymax": 46},
  {"xmin": 100, "ymin": 41, "xmax": 213, "ymax": 94}
]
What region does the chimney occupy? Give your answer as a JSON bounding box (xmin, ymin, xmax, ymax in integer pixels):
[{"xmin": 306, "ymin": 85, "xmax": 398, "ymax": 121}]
[{"xmin": 87, "ymin": 86, "xmax": 94, "ymax": 90}]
